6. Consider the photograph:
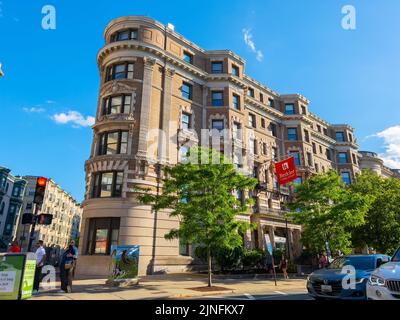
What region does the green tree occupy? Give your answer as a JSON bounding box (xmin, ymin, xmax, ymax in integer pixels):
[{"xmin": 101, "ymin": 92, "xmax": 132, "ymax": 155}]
[
  {"xmin": 350, "ymin": 170, "xmax": 400, "ymax": 254},
  {"xmin": 138, "ymin": 147, "xmax": 257, "ymax": 286},
  {"xmin": 288, "ymin": 170, "xmax": 370, "ymax": 255}
]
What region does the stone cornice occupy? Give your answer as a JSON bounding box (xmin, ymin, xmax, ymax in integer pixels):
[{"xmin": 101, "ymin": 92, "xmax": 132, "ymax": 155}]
[
  {"xmin": 93, "ymin": 115, "xmax": 136, "ymax": 131},
  {"xmin": 244, "ymin": 97, "xmax": 284, "ymax": 120},
  {"xmin": 282, "ymin": 114, "xmax": 314, "ymax": 126},
  {"xmin": 97, "ymin": 41, "xmax": 208, "ymax": 80},
  {"xmin": 335, "ymin": 141, "xmax": 359, "ymax": 149},
  {"xmin": 243, "ymin": 75, "xmax": 280, "ymax": 98},
  {"xmin": 280, "ymin": 93, "xmax": 310, "ymax": 104},
  {"xmin": 310, "ymin": 130, "xmax": 337, "ymax": 145},
  {"xmin": 308, "ymin": 112, "xmax": 332, "ymax": 127}
]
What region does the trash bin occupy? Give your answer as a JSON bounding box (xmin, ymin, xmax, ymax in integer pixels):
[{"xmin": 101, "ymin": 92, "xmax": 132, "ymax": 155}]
[{"xmin": 0, "ymin": 253, "xmax": 36, "ymax": 300}]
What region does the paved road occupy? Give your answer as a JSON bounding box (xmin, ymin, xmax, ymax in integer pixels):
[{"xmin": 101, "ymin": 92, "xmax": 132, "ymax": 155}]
[{"xmin": 190, "ymin": 290, "xmax": 312, "ymax": 300}]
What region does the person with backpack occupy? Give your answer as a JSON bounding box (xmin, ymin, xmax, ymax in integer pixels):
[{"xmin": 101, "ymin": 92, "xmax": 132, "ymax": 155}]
[{"xmin": 59, "ymin": 245, "xmax": 75, "ymax": 293}]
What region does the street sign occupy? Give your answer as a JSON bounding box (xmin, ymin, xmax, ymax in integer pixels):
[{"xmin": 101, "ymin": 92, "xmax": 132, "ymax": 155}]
[
  {"xmin": 275, "ymin": 157, "xmax": 297, "ymax": 185},
  {"xmin": 264, "ymin": 234, "xmax": 273, "ymax": 255}
]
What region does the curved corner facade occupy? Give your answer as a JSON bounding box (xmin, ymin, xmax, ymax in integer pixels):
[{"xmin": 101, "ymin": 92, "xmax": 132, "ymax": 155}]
[{"xmin": 76, "ymin": 16, "xmax": 362, "ymax": 277}]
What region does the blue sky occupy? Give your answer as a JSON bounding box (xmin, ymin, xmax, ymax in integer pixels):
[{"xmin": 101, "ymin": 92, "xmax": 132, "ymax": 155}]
[{"xmin": 1, "ymin": 0, "xmax": 400, "ymax": 202}]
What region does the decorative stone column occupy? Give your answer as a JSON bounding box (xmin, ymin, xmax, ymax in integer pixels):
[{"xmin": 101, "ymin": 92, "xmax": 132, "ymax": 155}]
[
  {"xmin": 268, "ymin": 226, "xmax": 276, "ymax": 249},
  {"xmin": 137, "ymin": 57, "xmax": 156, "ymax": 160},
  {"xmin": 158, "ymin": 67, "xmax": 175, "ymax": 163}
]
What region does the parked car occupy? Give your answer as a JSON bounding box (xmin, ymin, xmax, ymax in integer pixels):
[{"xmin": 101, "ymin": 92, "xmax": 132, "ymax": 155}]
[
  {"xmin": 367, "ymin": 247, "xmax": 400, "ymax": 300},
  {"xmin": 307, "ymin": 254, "xmax": 390, "ymax": 300}
]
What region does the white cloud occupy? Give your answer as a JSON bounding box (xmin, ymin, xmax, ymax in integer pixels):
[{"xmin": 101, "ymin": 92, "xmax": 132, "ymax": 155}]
[
  {"xmin": 51, "ymin": 111, "xmax": 95, "ymax": 128},
  {"xmin": 46, "ymin": 100, "xmax": 56, "ymax": 104},
  {"xmin": 242, "ymin": 28, "xmax": 264, "ymax": 62},
  {"xmin": 375, "ymin": 125, "xmax": 400, "ymax": 169},
  {"xmin": 23, "ymin": 107, "xmax": 45, "ymax": 113}
]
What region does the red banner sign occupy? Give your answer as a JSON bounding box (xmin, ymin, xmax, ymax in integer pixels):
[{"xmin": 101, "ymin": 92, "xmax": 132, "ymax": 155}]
[{"xmin": 275, "ymin": 157, "xmax": 297, "ymax": 185}]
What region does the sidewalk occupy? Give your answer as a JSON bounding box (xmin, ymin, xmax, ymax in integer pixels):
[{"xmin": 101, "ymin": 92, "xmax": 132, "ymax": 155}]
[{"xmin": 29, "ymin": 273, "xmax": 307, "ymax": 300}]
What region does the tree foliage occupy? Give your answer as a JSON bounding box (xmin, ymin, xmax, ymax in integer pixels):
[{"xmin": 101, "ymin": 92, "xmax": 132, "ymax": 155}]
[
  {"xmin": 288, "ymin": 170, "xmax": 370, "ymax": 255},
  {"xmin": 138, "ymin": 147, "xmax": 258, "ymax": 286},
  {"xmin": 349, "ymin": 170, "xmax": 400, "ymax": 254}
]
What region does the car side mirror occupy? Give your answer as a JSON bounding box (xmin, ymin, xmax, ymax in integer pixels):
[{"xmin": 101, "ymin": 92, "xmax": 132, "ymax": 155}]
[{"xmin": 376, "ymin": 259, "xmax": 384, "ymax": 268}]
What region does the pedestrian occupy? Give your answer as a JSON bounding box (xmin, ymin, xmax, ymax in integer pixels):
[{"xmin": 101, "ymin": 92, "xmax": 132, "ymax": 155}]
[
  {"xmin": 318, "ymin": 252, "xmax": 329, "ymax": 269},
  {"xmin": 33, "ymin": 240, "xmax": 46, "ymax": 295},
  {"xmin": 69, "ymin": 240, "xmax": 78, "ymax": 278},
  {"xmin": 280, "ymin": 255, "xmax": 289, "ymax": 279},
  {"xmin": 265, "ymin": 252, "xmax": 273, "ymax": 275},
  {"xmin": 7, "ymin": 240, "xmax": 21, "ymax": 253},
  {"xmin": 59, "ymin": 244, "xmax": 75, "ymax": 293}
]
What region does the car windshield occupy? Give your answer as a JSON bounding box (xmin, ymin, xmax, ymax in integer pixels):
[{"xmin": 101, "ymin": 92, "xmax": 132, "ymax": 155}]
[
  {"xmin": 392, "ymin": 249, "xmax": 400, "ymax": 262},
  {"xmin": 327, "ymin": 256, "xmax": 376, "ymax": 270}
]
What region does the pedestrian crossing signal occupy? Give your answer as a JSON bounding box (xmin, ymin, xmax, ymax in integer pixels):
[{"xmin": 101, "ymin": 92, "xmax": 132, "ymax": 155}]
[
  {"xmin": 38, "ymin": 214, "xmax": 53, "ymax": 225},
  {"xmin": 21, "ymin": 213, "xmax": 35, "ymax": 224}
]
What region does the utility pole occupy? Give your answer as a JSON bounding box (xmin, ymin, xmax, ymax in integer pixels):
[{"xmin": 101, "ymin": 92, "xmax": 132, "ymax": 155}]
[{"xmin": 27, "ymin": 203, "xmax": 40, "ymax": 252}]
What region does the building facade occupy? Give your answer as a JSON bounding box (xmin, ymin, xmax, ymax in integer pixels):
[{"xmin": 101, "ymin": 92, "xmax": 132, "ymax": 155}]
[
  {"xmin": 15, "ymin": 176, "xmax": 82, "ymax": 251},
  {"xmin": 358, "ymin": 151, "xmax": 400, "ymax": 179},
  {"xmin": 0, "ymin": 167, "xmax": 26, "ymax": 245},
  {"xmin": 77, "ymin": 16, "xmax": 362, "ymax": 277}
]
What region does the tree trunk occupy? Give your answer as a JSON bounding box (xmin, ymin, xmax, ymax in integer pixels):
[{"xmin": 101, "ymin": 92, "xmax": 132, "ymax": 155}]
[{"xmin": 207, "ymin": 246, "xmax": 212, "ymax": 287}]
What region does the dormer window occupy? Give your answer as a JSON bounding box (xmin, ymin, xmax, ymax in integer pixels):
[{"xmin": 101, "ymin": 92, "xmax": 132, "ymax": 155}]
[
  {"xmin": 232, "ymin": 65, "xmax": 239, "ymax": 76},
  {"xmin": 336, "ymin": 131, "xmax": 345, "ymax": 142},
  {"xmin": 211, "ymin": 62, "xmax": 223, "ymax": 74},
  {"xmin": 247, "ymin": 88, "xmax": 255, "ymax": 98},
  {"xmin": 183, "ymin": 51, "xmax": 193, "ymax": 64},
  {"xmin": 284, "ymin": 104, "xmax": 295, "ymax": 115},
  {"xmin": 111, "ymin": 29, "xmax": 138, "ymax": 42}
]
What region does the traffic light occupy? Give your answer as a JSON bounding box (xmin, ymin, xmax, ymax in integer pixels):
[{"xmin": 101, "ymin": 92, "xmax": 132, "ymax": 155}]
[
  {"xmin": 33, "ymin": 177, "xmax": 48, "ymax": 205},
  {"xmin": 21, "ymin": 213, "xmax": 35, "ymax": 224},
  {"xmin": 37, "ymin": 214, "xmax": 53, "ymax": 225}
]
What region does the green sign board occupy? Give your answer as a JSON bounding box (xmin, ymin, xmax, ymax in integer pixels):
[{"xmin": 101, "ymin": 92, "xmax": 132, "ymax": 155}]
[
  {"xmin": 0, "ymin": 253, "xmax": 36, "ymax": 300},
  {"xmin": 0, "ymin": 254, "xmax": 24, "ymax": 300},
  {"xmin": 21, "ymin": 258, "xmax": 36, "ymax": 299}
]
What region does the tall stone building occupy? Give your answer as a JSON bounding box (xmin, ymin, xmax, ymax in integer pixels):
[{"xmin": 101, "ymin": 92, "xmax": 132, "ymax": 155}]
[
  {"xmin": 358, "ymin": 151, "xmax": 400, "ymax": 179},
  {"xmin": 15, "ymin": 176, "xmax": 82, "ymax": 251},
  {"xmin": 0, "ymin": 167, "xmax": 26, "ymax": 245},
  {"xmin": 77, "ymin": 16, "xmax": 362, "ymax": 277}
]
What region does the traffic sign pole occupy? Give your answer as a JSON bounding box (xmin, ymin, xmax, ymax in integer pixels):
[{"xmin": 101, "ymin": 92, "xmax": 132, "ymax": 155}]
[{"xmin": 27, "ymin": 203, "xmax": 40, "ymax": 252}]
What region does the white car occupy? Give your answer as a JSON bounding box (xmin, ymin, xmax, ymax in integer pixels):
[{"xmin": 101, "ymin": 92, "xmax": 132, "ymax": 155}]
[{"xmin": 367, "ymin": 247, "xmax": 400, "ymax": 300}]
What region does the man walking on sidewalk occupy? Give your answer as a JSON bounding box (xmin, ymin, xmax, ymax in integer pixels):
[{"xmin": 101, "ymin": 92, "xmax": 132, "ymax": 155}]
[{"xmin": 33, "ymin": 240, "xmax": 46, "ymax": 295}]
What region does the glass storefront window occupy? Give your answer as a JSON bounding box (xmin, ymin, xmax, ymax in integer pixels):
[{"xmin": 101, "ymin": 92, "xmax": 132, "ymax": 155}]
[{"xmin": 87, "ymin": 218, "xmax": 120, "ymax": 255}]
